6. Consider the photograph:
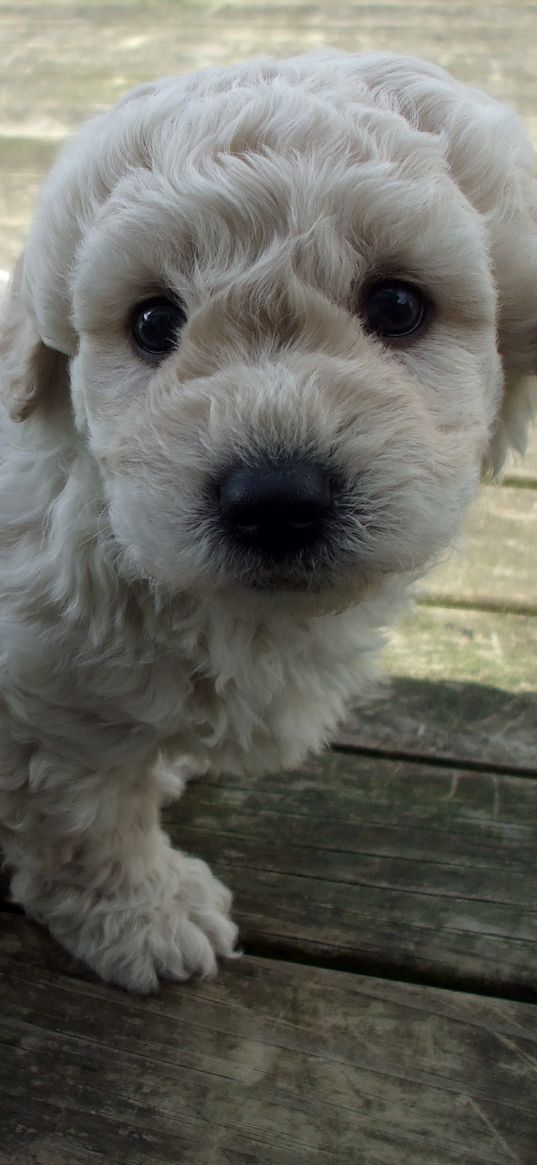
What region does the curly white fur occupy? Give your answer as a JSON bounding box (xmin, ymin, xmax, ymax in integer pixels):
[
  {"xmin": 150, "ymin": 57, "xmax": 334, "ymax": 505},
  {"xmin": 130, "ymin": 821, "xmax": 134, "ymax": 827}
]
[{"xmin": 0, "ymin": 50, "xmax": 535, "ymax": 991}]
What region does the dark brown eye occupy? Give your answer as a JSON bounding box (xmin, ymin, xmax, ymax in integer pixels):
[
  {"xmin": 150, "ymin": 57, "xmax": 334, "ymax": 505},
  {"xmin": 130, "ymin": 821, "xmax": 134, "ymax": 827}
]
[
  {"xmin": 362, "ymin": 280, "xmax": 428, "ymax": 340},
  {"xmin": 131, "ymin": 295, "xmax": 187, "ymax": 359}
]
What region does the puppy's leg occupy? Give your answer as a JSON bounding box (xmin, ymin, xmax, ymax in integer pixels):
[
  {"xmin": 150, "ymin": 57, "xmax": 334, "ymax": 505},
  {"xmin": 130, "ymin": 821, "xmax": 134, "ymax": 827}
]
[{"xmin": 3, "ymin": 751, "xmax": 237, "ymax": 992}]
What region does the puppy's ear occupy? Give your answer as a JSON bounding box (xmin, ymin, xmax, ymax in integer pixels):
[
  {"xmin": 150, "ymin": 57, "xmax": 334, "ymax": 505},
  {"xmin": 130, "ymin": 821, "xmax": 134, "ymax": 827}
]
[
  {"xmin": 485, "ymin": 174, "xmax": 537, "ymax": 476},
  {"xmin": 428, "ymin": 75, "xmax": 537, "ymax": 477},
  {"xmin": 0, "ymin": 256, "xmax": 69, "ymax": 422},
  {"xmin": 366, "ymin": 56, "xmax": 537, "ymax": 475}
]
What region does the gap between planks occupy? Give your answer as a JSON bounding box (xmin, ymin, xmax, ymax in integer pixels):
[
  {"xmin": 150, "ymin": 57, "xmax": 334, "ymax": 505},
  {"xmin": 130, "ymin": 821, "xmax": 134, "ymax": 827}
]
[{"xmin": 2, "ymin": 911, "xmax": 537, "ymax": 1165}]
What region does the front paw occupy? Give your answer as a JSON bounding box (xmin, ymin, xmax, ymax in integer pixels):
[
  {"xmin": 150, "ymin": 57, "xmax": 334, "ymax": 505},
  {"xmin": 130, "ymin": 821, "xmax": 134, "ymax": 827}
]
[{"xmin": 35, "ymin": 851, "xmax": 239, "ymax": 992}]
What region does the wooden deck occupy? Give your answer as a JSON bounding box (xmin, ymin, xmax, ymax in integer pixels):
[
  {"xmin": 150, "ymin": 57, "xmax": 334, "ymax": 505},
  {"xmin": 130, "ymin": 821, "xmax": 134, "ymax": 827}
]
[{"xmin": 1, "ymin": 2, "xmax": 536, "ymax": 1163}]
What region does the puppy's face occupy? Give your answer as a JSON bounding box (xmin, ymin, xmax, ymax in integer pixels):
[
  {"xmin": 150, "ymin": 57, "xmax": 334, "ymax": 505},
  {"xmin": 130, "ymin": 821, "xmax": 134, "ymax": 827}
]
[{"xmin": 17, "ymin": 56, "xmax": 532, "ymax": 609}]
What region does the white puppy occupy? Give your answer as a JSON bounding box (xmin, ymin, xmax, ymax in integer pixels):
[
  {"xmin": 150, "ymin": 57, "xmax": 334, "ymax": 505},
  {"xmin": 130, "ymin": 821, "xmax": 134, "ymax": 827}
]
[{"xmin": 0, "ymin": 51, "xmax": 535, "ymax": 991}]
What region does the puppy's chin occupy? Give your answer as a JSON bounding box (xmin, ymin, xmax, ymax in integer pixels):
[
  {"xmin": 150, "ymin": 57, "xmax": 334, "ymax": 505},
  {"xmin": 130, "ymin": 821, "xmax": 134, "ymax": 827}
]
[{"xmin": 216, "ymin": 570, "xmax": 379, "ymax": 619}]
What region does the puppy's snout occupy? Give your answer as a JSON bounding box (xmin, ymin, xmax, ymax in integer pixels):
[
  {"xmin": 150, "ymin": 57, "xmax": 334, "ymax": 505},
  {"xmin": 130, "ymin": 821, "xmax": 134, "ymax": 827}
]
[{"xmin": 218, "ymin": 461, "xmax": 334, "ymax": 561}]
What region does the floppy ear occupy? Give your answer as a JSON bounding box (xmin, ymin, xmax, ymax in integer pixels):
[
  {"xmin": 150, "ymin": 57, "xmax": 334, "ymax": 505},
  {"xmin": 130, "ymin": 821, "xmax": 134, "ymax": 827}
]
[
  {"xmin": 484, "ymin": 172, "xmax": 537, "ymax": 476},
  {"xmin": 0, "ymin": 79, "xmax": 169, "ymax": 425},
  {"xmin": 431, "ymin": 77, "xmax": 537, "ymax": 476},
  {"xmin": 361, "ymin": 55, "xmax": 537, "ymax": 475},
  {"xmin": 0, "ymin": 83, "xmax": 161, "ymax": 423},
  {"xmin": 0, "ymin": 255, "xmax": 69, "ymax": 422}
]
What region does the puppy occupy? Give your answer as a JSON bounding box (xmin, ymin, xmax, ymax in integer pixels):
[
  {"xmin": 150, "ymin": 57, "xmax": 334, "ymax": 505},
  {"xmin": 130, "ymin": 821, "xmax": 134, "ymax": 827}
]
[{"xmin": 0, "ymin": 51, "xmax": 535, "ymax": 991}]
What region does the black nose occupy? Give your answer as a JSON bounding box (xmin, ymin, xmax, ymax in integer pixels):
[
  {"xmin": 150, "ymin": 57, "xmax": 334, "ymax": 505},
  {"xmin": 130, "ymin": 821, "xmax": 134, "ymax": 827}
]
[{"xmin": 218, "ymin": 461, "xmax": 333, "ymax": 560}]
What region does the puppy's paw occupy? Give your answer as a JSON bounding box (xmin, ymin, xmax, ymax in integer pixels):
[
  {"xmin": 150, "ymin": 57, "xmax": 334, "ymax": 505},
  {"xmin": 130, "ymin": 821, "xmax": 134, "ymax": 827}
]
[{"xmin": 36, "ymin": 851, "xmax": 239, "ymax": 993}]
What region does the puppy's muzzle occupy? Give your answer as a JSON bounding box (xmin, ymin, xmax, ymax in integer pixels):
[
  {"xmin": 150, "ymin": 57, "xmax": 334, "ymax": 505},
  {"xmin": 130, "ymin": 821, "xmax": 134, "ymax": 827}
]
[{"xmin": 217, "ymin": 460, "xmax": 335, "ymax": 563}]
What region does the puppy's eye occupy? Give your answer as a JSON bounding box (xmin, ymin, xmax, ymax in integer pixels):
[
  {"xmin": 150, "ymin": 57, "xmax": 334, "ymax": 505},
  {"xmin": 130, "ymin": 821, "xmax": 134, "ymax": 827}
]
[
  {"xmin": 131, "ymin": 296, "xmax": 187, "ymax": 359},
  {"xmin": 362, "ymin": 280, "xmax": 428, "ymax": 340}
]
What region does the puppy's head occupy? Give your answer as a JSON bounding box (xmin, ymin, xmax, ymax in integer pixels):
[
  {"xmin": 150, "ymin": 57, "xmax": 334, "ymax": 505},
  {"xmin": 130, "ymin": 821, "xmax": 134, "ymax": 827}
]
[{"xmin": 3, "ymin": 52, "xmax": 536, "ymax": 607}]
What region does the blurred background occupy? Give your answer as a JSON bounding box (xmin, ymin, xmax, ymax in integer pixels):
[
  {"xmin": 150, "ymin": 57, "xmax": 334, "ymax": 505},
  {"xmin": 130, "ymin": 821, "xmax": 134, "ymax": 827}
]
[{"xmin": 1, "ymin": 0, "xmax": 536, "ymax": 280}]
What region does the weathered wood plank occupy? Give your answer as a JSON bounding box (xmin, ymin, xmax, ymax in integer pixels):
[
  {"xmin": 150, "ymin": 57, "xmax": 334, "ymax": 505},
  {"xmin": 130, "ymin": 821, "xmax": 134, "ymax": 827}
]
[
  {"xmin": 338, "ymin": 673, "xmax": 537, "ymax": 771},
  {"xmin": 339, "ymin": 605, "xmax": 537, "ymax": 770},
  {"xmin": 157, "ymin": 751, "xmax": 537, "ymax": 997},
  {"xmin": 1, "ymin": 912, "xmax": 537, "ymax": 1165},
  {"xmin": 421, "ymin": 486, "xmax": 537, "ymax": 613},
  {"xmin": 385, "ymin": 605, "xmax": 537, "ymax": 693},
  {"xmin": 3, "ymin": 745, "xmax": 536, "ymax": 1004},
  {"xmin": 2, "ymin": 0, "xmax": 537, "ymax": 310}
]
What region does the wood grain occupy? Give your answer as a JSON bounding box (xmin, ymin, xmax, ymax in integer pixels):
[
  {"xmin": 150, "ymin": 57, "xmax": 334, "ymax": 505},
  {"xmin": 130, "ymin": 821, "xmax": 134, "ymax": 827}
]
[
  {"xmin": 2, "ymin": 743, "xmax": 536, "ymax": 995},
  {"xmin": 421, "ymin": 487, "xmax": 537, "ymax": 614},
  {"xmin": 1, "ymin": 913, "xmax": 537, "ymax": 1165},
  {"xmin": 339, "ymin": 605, "xmax": 537, "ymax": 770},
  {"xmin": 163, "ymin": 750, "xmax": 537, "ymax": 998}
]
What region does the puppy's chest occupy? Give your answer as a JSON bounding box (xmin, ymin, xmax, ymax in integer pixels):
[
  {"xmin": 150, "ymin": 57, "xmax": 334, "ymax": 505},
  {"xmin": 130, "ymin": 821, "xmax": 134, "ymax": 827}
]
[
  {"xmin": 106, "ymin": 616, "xmax": 329, "ymax": 755},
  {"xmin": 120, "ymin": 631, "xmax": 298, "ymax": 737},
  {"xmin": 15, "ymin": 603, "xmax": 368, "ymax": 769}
]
